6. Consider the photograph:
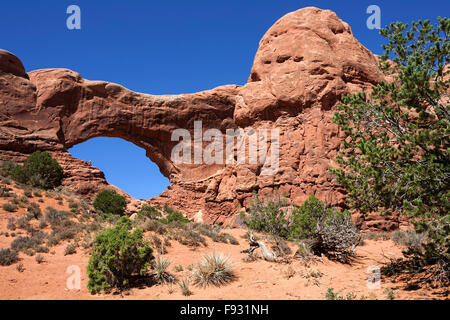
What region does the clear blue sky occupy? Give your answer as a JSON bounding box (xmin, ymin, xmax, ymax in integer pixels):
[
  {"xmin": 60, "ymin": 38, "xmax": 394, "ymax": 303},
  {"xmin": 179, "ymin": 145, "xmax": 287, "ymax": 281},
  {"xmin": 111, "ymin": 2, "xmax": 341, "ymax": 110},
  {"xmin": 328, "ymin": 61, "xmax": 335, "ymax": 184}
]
[{"xmin": 1, "ymin": 0, "xmax": 448, "ymax": 199}]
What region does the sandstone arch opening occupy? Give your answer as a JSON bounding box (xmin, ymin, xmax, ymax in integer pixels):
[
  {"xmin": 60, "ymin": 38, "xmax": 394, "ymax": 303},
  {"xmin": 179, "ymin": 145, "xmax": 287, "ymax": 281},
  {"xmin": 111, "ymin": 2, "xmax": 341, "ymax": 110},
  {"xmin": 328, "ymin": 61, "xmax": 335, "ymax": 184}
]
[{"xmin": 68, "ymin": 137, "xmax": 170, "ymax": 199}]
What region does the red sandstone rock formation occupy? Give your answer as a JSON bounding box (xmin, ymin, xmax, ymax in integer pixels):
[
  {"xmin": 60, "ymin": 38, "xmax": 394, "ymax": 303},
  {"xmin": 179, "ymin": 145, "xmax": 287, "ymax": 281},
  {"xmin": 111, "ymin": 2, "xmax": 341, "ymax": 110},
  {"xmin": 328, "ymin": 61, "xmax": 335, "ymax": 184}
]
[{"xmin": 0, "ymin": 7, "xmax": 404, "ymax": 230}]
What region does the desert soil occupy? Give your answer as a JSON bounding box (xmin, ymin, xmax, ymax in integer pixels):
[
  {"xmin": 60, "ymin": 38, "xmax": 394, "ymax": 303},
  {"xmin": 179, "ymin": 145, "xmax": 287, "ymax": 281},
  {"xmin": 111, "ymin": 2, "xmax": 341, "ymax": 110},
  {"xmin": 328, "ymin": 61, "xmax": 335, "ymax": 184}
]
[{"xmin": 0, "ymin": 186, "xmax": 447, "ymax": 300}]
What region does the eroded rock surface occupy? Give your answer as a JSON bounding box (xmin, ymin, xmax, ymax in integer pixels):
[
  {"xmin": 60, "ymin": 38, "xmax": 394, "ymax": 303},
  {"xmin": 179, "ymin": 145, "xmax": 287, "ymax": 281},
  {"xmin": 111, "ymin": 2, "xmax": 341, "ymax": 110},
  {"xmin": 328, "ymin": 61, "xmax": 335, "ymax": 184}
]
[{"xmin": 0, "ymin": 7, "xmax": 403, "ymax": 230}]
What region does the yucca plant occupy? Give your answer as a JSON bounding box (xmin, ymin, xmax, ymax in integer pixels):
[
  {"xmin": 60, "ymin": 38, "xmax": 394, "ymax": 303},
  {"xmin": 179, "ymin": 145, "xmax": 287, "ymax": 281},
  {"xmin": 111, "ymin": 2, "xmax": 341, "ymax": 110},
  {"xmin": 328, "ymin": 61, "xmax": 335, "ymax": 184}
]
[
  {"xmin": 152, "ymin": 257, "xmax": 176, "ymax": 284},
  {"xmin": 179, "ymin": 278, "xmax": 193, "ymax": 296},
  {"xmin": 193, "ymin": 252, "xmax": 235, "ymax": 287}
]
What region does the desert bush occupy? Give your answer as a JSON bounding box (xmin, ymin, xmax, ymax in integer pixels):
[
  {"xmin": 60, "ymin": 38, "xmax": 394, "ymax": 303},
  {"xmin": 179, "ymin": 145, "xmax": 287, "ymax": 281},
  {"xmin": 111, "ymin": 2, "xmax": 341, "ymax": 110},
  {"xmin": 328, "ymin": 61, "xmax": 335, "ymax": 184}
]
[
  {"xmin": 174, "ymin": 264, "xmax": 183, "ymax": 272},
  {"xmin": 87, "ymin": 216, "xmax": 154, "ymax": 294},
  {"xmin": 193, "ymin": 252, "xmax": 235, "ymax": 287},
  {"xmin": 174, "ymin": 229, "xmax": 207, "ymax": 247},
  {"xmin": 245, "ymin": 194, "xmax": 360, "ymax": 261},
  {"xmin": 151, "ymin": 257, "xmax": 175, "ymax": 284},
  {"xmin": 151, "ymin": 235, "xmax": 167, "ymax": 255},
  {"xmin": 312, "ymin": 208, "xmax": 361, "ymax": 263},
  {"xmin": 27, "ymin": 202, "xmax": 42, "ymax": 219},
  {"xmin": 7, "ymin": 217, "xmax": 16, "ymax": 231},
  {"xmin": 8, "ymin": 151, "xmax": 63, "ymax": 189},
  {"xmin": 10, "ymin": 234, "xmax": 44, "ymax": 252},
  {"xmin": 35, "ymin": 254, "xmax": 45, "ymax": 264},
  {"xmin": 15, "ymin": 215, "xmax": 32, "ymax": 230},
  {"xmin": 325, "ymin": 288, "xmax": 345, "ymax": 300},
  {"xmin": 33, "ymin": 190, "xmax": 42, "ymax": 197},
  {"xmin": 0, "ymin": 248, "xmax": 19, "ymax": 266},
  {"xmin": 1, "ymin": 160, "xmax": 15, "ymax": 175},
  {"xmin": 38, "ymin": 218, "xmax": 48, "ymax": 229},
  {"xmin": 160, "ymin": 205, "xmax": 189, "ymax": 224},
  {"xmin": 137, "ymin": 204, "xmax": 161, "ymax": 220},
  {"xmin": 45, "ymin": 207, "xmax": 68, "ymax": 226},
  {"xmin": 0, "ymin": 187, "xmax": 13, "ymax": 197},
  {"xmin": 222, "ymin": 233, "xmax": 239, "ymax": 245},
  {"xmin": 93, "ymin": 189, "xmax": 127, "ymax": 217},
  {"xmin": 294, "ymin": 243, "xmax": 314, "ymax": 260},
  {"xmin": 271, "ymin": 237, "xmax": 292, "ymax": 257},
  {"xmin": 2, "ymin": 203, "xmax": 18, "ymax": 212},
  {"xmin": 47, "ymin": 224, "xmax": 83, "ymax": 246},
  {"xmin": 392, "ymin": 229, "xmax": 428, "ymax": 249},
  {"xmin": 139, "ymin": 218, "xmax": 167, "ymax": 235},
  {"xmin": 64, "ymin": 243, "xmax": 77, "ymax": 256},
  {"xmin": 24, "ymin": 189, "xmax": 33, "ymax": 198},
  {"xmin": 289, "ymin": 195, "xmax": 327, "ymax": 240},
  {"xmin": 244, "ymin": 192, "xmax": 291, "ymax": 238},
  {"xmin": 361, "ymin": 232, "xmax": 392, "ymax": 241},
  {"xmin": 35, "ymin": 245, "xmax": 49, "ymax": 253},
  {"xmin": 242, "ymin": 251, "xmax": 260, "ymax": 263}
]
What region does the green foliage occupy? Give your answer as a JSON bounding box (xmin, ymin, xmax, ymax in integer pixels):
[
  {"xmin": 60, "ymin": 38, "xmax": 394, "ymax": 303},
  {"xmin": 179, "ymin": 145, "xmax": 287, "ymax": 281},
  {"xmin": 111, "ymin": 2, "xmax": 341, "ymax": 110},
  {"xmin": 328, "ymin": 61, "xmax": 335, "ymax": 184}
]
[
  {"xmin": 160, "ymin": 205, "xmax": 189, "ymax": 224},
  {"xmin": 93, "ymin": 189, "xmax": 127, "ymax": 217},
  {"xmin": 384, "ymin": 288, "xmax": 395, "ymax": 300},
  {"xmin": 8, "ymin": 151, "xmax": 63, "ymax": 189},
  {"xmin": 245, "ymin": 194, "xmax": 360, "ymax": 261},
  {"xmin": 325, "ymin": 288, "xmax": 356, "ymax": 300},
  {"xmin": 86, "ymin": 216, "xmax": 154, "ymax": 294},
  {"xmin": 137, "ymin": 204, "xmax": 161, "ymax": 220},
  {"xmin": 245, "ymin": 192, "xmax": 291, "ymax": 238},
  {"xmin": 332, "ymin": 18, "xmax": 449, "ymax": 272},
  {"xmin": 289, "ymin": 195, "xmax": 328, "ymax": 240}
]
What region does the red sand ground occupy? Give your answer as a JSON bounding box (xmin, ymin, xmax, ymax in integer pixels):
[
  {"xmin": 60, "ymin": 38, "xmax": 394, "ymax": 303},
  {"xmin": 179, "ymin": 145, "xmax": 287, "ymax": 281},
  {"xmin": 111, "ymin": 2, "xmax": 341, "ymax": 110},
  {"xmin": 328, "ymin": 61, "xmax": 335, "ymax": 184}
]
[{"xmin": 0, "ymin": 186, "xmax": 447, "ymax": 300}]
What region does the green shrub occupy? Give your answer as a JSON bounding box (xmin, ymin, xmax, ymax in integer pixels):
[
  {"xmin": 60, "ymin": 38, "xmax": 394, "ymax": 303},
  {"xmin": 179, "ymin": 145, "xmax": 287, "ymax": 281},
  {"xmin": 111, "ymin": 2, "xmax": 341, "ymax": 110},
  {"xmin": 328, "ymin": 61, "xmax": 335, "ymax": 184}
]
[
  {"xmin": 8, "ymin": 151, "xmax": 63, "ymax": 189},
  {"xmin": 87, "ymin": 216, "xmax": 154, "ymax": 294},
  {"xmin": 0, "ymin": 248, "xmax": 19, "ymax": 266},
  {"xmin": 289, "ymin": 195, "xmax": 326, "ymax": 240},
  {"xmin": 245, "ymin": 194, "xmax": 360, "ymax": 261},
  {"xmin": 245, "ymin": 192, "xmax": 290, "ymax": 238},
  {"xmin": 331, "ymin": 18, "xmax": 449, "ymax": 286},
  {"xmin": 93, "ymin": 190, "xmax": 127, "ymax": 217},
  {"xmin": 138, "ymin": 204, "xmax": 161, "ymax": 220},
  {"xmin": 160, "ymin": 205, "xmax": 189, "ymax": 224},
  {"xmin": 325, "ymin": 288, "xmax": 349, "ymax": 300}
]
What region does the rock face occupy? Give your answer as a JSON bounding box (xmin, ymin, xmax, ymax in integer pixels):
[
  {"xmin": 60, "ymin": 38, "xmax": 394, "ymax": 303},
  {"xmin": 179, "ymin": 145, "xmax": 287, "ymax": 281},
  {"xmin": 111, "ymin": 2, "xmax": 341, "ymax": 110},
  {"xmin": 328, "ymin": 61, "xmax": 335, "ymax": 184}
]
[{"xmin": 0, "ymin": 7, "xmax": 403, "ymax": 230}]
